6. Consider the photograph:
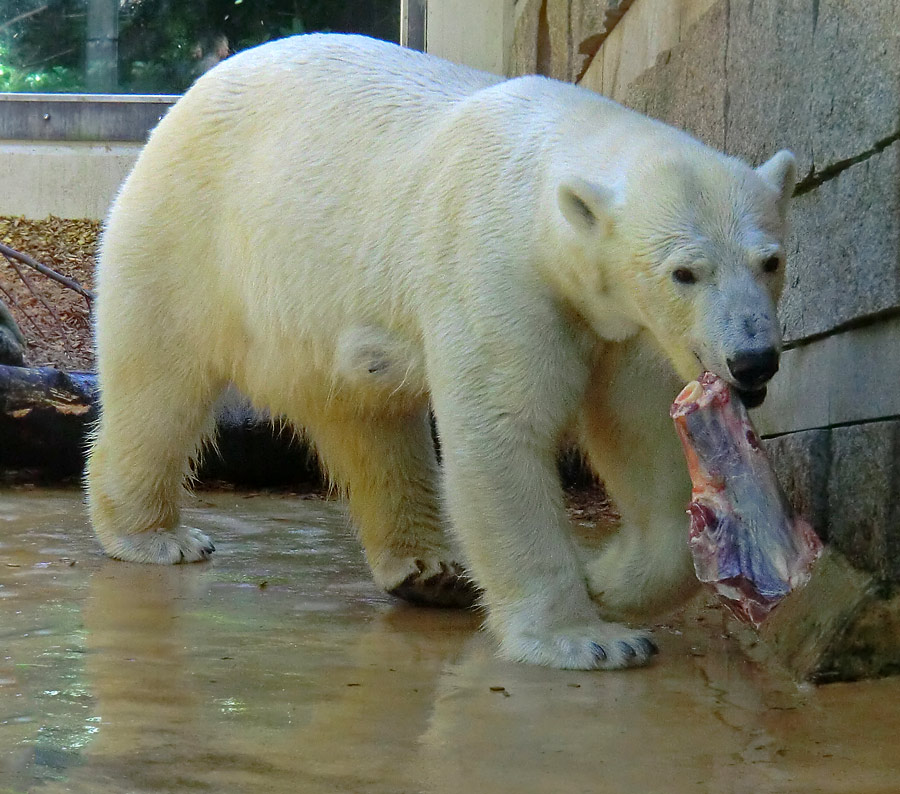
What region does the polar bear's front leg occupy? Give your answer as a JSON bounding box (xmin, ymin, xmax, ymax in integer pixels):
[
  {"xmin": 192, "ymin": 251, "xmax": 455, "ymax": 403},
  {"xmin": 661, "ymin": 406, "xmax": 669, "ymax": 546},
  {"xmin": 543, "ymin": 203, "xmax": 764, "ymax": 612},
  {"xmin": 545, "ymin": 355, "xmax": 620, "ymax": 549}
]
[
  {"xmin": 578, "ymin": 338, "xmax": 700, "ymax": 620},
  {"xmin": 429, "ymin": 384, "xmax": 657, "ymax": 671}
]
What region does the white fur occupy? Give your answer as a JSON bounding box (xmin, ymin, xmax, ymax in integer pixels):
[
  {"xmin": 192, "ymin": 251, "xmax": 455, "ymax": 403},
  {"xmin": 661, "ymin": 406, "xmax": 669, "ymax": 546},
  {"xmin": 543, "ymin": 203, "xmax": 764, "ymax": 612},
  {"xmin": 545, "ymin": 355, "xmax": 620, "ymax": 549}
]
[{"xmin": 87, "ymin": 34, "xmax": 795, "ymax": 669}]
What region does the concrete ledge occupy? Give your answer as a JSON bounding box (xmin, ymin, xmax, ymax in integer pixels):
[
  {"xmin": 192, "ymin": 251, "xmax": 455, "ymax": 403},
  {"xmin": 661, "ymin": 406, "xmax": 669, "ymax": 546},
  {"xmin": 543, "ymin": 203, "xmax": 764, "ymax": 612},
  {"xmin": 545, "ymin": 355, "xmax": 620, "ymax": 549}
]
[
  {"xmin": 0, "ymin": 93, "xmax": 177, "ymax": 219},
  {"xmin": 0, "ymin": 93, "xmax": 177, "ymax": 143}
]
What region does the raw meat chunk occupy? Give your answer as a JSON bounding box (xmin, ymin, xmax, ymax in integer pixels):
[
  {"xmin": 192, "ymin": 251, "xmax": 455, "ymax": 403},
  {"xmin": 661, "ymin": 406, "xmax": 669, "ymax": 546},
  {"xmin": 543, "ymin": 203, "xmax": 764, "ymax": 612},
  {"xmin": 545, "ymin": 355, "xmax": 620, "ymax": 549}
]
[{"xmin": 670, "ymin": 372, "xmax": 822, "ymax": 625}]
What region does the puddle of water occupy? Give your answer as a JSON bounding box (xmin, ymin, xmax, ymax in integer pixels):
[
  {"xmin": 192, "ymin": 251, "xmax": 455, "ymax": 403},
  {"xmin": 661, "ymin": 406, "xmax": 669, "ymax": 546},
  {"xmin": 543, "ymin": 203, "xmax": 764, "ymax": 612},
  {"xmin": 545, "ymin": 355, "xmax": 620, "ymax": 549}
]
[{"xmin": 0, "ymin": 487, "xmax": 898, "ymax": 794}]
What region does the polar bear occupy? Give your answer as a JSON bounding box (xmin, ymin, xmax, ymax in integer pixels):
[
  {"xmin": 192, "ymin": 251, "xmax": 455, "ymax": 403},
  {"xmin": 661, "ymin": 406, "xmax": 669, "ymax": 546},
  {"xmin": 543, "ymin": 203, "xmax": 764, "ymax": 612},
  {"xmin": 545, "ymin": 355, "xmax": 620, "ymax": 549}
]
[{"xmin": 87, "ymin": 34, "xmax": 796, "ymax": 670}]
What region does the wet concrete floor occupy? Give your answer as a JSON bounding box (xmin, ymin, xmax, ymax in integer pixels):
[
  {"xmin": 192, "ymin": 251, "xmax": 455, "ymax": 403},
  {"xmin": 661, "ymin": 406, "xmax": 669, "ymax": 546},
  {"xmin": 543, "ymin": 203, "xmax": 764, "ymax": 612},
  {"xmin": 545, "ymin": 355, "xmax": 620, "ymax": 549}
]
[{"xmin": 0, "ymin": 488, "xmax": 898, "ymax": 794}]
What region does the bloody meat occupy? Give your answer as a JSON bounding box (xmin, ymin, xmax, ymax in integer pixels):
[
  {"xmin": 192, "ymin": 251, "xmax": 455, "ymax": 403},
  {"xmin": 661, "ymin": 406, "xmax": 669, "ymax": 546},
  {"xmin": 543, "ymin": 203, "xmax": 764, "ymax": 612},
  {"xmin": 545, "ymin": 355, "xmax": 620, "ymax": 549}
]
[{"xmin": 670, "ymin": 372, "xmax": 822, "ymax": 626}]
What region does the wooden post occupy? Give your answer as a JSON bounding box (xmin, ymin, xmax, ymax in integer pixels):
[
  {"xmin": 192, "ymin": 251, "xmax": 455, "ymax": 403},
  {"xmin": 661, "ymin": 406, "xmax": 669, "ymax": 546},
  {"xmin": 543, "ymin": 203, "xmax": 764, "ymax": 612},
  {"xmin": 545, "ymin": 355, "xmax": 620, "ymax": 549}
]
[{"xmin": 424, "ymin": 0, "xmax": 515, "ymax": 75}]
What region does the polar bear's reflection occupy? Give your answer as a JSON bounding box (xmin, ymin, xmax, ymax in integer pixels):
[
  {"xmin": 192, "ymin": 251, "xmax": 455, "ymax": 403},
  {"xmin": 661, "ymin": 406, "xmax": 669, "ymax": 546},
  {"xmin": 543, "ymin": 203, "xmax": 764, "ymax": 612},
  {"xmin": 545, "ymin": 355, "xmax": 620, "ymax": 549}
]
[{"xmin": 75, "ymin": 557, "xmax": 785, "ymax": 794}]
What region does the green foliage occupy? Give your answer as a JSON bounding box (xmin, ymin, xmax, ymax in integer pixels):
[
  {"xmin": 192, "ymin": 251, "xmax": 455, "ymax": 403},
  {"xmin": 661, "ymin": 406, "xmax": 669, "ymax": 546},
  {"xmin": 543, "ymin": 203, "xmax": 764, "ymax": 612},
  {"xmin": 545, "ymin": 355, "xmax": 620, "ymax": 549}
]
[
  {"xmin": 0, "ymin": 1, "xmax": 87, "ymax": 91},
  {"xmin": 0, "ymin": 0, "xmax": 400, "ymax": 94},
  {"xmin": 0, "ymin": 59, "xmax": 84, "ymax": 92}
]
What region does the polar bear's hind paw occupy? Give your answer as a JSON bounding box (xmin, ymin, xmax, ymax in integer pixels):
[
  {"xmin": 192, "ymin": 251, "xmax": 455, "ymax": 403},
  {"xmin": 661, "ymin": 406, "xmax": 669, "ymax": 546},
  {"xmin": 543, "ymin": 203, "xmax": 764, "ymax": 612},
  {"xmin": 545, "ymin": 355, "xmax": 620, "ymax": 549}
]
[
  {"xmin": 101, "ymin": 526, "xmax": 215, "ymax": 564},
  {"xmin": 386, "ymin": 558, "xmax": 480, "ymax": 608}
]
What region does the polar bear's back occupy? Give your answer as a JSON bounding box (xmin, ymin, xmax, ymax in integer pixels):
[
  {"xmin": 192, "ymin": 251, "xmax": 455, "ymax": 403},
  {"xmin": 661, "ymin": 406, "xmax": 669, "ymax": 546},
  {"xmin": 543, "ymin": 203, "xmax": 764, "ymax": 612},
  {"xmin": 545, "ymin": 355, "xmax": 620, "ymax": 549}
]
[
  {"xmin": 207, "ymin": 33, "xmax": 502, "ymax": 114},
  {"xmin": 101, "ymin": 39, "xmax": 498, "ymax": 333},
  {"xmin": 96, "ymin": 36, "xmax": 517, "ymax": 396},
  {"xmin": 145, "ymin": 34, "xmax": 504, "ymax": 185}
]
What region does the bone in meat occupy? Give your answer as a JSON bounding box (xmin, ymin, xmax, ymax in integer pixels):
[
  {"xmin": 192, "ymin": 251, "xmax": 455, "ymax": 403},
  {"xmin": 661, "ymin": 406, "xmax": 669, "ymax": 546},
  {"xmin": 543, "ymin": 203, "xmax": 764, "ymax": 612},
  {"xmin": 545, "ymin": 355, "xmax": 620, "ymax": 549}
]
[{"xmin": 670, "ymin": 372, "xmax": 823, "ymax": 626}]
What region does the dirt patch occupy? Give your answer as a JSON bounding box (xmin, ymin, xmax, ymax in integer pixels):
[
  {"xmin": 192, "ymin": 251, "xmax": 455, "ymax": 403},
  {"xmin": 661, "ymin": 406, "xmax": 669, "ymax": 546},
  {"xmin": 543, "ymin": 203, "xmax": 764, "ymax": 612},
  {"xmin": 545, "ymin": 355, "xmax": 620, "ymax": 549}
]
[
  {"xmin": 0, "ymin": 216, "xmax": 98, "ymax": 371},
  {"xmin": 566, "ymin": 480, "xmax": 620, "ymax": 548}
]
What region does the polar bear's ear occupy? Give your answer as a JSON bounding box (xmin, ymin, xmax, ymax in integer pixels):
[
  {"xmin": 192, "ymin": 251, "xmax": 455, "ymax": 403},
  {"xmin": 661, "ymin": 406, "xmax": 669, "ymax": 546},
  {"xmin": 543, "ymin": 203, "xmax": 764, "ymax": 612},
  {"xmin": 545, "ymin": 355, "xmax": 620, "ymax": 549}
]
[
  {"xmin": 756, "ymin": 150, "xmax": 797, "ymax": 218},
  {"xmin": 557, "ymin": 178, "xmax": 616, "ymax": 237}
]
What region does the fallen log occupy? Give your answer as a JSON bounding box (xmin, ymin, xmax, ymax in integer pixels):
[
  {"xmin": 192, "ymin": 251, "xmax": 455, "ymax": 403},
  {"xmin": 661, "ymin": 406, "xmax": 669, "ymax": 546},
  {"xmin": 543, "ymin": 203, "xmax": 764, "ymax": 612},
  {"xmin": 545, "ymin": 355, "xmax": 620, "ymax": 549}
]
[
  {"xmin": 0, "ymin": 364, "xmax": 97, "ymax": 476},
  {"xmin": 1, "ymin": 365, "xmax": 599, "ymax": 489},
  {"xmin": 0, "ymin": 365, "xmax": 321, "ymax": 485}
]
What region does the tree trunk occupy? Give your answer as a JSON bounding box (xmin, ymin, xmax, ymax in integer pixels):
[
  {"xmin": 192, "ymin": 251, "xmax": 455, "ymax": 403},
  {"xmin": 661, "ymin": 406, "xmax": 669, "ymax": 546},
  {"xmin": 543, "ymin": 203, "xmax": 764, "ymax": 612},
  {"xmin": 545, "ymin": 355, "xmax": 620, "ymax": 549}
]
[{"xmin": 85, "ymin": 0, "xmax": 119, "ymax": 92}]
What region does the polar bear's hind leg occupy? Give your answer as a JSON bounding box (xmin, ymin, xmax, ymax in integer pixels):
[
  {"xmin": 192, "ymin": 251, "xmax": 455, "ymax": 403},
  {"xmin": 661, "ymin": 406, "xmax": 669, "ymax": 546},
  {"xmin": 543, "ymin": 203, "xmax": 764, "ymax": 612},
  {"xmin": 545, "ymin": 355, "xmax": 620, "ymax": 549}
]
[
  {"xmin": 87, "ymin": 347, "xmax": 224, "ymax": 564},
  {"xmin": 307, "ymin": 400, "xmax": 477, "ymax": 608}
]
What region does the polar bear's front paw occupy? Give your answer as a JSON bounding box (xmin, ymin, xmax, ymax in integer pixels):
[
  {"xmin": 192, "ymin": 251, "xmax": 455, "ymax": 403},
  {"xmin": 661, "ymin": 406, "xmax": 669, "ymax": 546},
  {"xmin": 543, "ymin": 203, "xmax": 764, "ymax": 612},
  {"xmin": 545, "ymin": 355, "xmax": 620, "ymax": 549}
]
[
  {"xmin": 499, "ymin": 620, "xmax": 658, "ymax": 670},
  {"xmin": 101, "ymin": 527, "xmax": 215, "ymax": 564},
  {"xmin": 379, "ymin": 556, "xmax": 480, "ymax": 608}
]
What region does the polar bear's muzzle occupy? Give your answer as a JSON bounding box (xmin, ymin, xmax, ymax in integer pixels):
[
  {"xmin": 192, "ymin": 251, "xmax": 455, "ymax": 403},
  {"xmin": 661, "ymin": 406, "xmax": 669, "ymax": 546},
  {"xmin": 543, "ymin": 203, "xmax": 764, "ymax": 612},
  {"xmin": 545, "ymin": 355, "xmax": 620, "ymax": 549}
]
[
  {"xmin": 727, "ymin": 347, "xmax": 779, "ymax": 389},
  {"xmin": 727, "ymin": 347, "xmax": 779, "ymax": 408}
]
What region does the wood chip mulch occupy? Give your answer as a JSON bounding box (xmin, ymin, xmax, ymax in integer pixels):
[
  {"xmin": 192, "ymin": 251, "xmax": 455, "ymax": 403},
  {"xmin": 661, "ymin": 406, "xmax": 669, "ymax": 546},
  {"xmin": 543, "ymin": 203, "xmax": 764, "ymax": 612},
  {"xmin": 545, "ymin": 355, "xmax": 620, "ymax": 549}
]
[{"xmin": 0, "ymin": 216, "xmax": 99, "ymax": 371}]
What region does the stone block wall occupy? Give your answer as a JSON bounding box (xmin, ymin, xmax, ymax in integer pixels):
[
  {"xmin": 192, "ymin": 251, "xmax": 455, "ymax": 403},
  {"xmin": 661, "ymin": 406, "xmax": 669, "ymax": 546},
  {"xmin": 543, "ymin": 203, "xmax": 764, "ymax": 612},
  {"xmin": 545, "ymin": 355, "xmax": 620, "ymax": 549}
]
[
  {"xmin": 506, "ymin": 0, "xmax": 900, "ymax": 589},
  {"xmin": 489, "ymin": 0, "xmax": 900, "ymax": 676}
]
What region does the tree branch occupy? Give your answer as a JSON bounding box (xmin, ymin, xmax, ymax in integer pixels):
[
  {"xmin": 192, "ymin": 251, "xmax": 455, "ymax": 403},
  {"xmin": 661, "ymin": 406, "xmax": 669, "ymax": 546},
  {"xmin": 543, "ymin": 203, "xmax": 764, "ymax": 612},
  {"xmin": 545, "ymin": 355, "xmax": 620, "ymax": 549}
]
[
  {"xmin": 0, "ymin": 241, "xmax": 95, "ymax": 304},
  {"xmin": 0, "ymin": 4, "xmax": 49, "ymax": 32},
  {"xmin": 0, "ymin": 281, "xmax": 49, "ymax": 342},
  {"xmin": 2, "ymin": 254, "xmax": 72, "ymax": 355}
]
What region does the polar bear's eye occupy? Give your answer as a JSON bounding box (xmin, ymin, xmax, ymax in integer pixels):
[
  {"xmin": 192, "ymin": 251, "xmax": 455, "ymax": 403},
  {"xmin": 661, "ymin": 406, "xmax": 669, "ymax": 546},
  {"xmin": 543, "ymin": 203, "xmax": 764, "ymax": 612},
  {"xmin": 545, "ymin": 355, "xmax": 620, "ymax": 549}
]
[
  {"xmin": 672, "ymin": 268, "xmax": 698, "ymax": 285},
  {"xmin": 762, "ymin": 256, "xmax": 780, "ymax": 274}
]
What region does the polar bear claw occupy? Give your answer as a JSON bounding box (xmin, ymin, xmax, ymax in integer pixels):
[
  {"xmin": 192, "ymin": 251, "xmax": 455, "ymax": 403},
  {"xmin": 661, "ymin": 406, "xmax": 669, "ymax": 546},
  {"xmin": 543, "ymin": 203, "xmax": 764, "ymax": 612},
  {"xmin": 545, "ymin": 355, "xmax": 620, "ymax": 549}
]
[
  {"xmin": 500, "ymin": 621, "xmax": 659, "ymax": 670},
  {"xmin": 375, "ymin": 554, "xmax": 479, "ymax": 608}
]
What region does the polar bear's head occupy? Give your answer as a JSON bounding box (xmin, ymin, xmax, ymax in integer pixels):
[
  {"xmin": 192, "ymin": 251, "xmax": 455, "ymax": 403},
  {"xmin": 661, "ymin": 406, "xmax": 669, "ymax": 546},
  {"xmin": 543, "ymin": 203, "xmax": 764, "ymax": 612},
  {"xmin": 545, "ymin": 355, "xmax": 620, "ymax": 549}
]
[{"xmin": 554, "ymin": 149, "xmax": 797, "ymax": 406}]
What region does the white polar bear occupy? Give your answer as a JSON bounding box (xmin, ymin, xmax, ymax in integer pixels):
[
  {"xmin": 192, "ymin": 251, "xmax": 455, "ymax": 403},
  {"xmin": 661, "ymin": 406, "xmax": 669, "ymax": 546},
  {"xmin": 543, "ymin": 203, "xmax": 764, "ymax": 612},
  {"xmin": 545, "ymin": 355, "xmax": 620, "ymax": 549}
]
[{"xmin": 87, "ymin": 34, "xmax": 796, "ymax": 670}]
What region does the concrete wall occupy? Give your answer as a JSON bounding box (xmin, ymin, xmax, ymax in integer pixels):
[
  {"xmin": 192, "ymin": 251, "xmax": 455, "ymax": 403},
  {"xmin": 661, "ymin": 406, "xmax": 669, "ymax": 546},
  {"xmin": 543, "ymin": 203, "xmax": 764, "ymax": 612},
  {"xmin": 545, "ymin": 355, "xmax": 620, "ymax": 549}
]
[
  {"xmin": 0, "ymin": 141, "xmax": 141, "ymax": 219},
  {"xmin": 0, "ymin": 94, "xmax": 176, "ymax": 220}
]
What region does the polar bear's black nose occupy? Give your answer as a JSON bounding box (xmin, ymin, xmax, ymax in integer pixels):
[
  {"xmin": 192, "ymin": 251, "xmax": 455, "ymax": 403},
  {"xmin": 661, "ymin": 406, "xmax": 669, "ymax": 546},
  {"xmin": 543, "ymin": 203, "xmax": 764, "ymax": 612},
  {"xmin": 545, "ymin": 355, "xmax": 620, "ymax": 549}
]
[{"xmin": 727, "ymin": 348, "xmax": 779, "ymax": 390}]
